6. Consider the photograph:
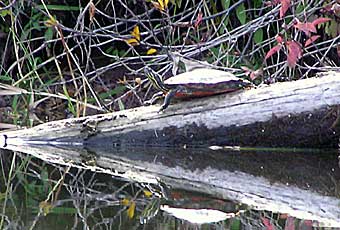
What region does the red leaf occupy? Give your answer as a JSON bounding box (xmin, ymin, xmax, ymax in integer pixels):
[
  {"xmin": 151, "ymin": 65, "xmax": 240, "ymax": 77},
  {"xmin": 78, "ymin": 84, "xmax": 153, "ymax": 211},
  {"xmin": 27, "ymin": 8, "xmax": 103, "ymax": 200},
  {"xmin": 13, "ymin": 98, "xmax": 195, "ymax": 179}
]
[
  {"xmin": 286, "ymin": 41, "xmax": 302, "ymax": 67},
  {"xmin": 241, "ymin": 67, "xmax": 262, "ymax": 80},
  {"xmin": 261, "ymin": 217, "xmax": 274, "ymax": 230},
  {"xmin": 284, "ymin": 216, "xmax": 295, "ymax": 230},
  {"xmin": 250, "ymin": 69, "xmax": 263, "ymax": 80},
  {"xmin": 265, "ymin": 44, "xmax": 282, "ymax": 60},
  {"xmin": 241, "ymin": 66, "xmax": 251, "ymax": 75},
  {"xmin": 194, "ymin": 12, "xmax": 203, "ymax": 28},
  {"xmin": 275, "ymin": 34, "xmax": 284, "ymax": 43},
  {"xmin": 303, "ymin": 220, "xmax": 313, "ymax": 227},
  {"xmin": 293, "ymin": 21, "xmax": 316, "ymax": 36},
  {"xmin": 280, "ymin": 0, "xmax": 291, "ymax": 18},
  {"xmin": 304, "ymin": 35, "xmax": 320, "ymax": 47},
  {"xmin": 312, "ymin": 17, "xmax": 331, "ymax": 26}
]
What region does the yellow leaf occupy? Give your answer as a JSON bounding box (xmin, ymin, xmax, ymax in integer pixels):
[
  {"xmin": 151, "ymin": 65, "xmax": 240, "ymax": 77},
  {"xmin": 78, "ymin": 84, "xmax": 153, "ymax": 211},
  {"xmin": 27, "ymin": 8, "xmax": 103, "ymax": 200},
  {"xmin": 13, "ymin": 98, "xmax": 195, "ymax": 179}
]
[
  {"xmin": 121, "ymin": 198, "xmax": 130, "ymax": 206},
  {"xmin": 44, "ymin": 16, "xmax": 58, "ymax": 27},
  {"xmin": 143, "ymin": 190, "xmax": 153, "ymax": 197},
  {"xmin": 146, "ymin": 48, "xmax": 157, "ymax": 55},
  {"xmin": 158, "ymin": 0, "xmax": 164, "ymax": 10},
  {"xmin": 164, "ymin": 0, "xmax": 169, "ymax": 9},
  {"xmin": 151, "ymin": 1, "xmax": 163, "ymax": 11},
  {"xmin": 39, "ymin": 201, "xmax": 52, "ymax": 216},
  {"xmin": 131, "ymin": 25, "xmax": 140, "ymax": 41},
  {"xmin": 118, "ymin": 75, "xmax": 128, "ymax": 84},
  {"xmin": 156, "ymin": 0, "xmax": 169, "ymax": 11},
  {"xmin": 125, "ymin": 25, "xmax": 140, "ymax": 45},
  {"xmin": 127, "ymin": 201, "xmax": 136, "ymax": 219},
  {"xmin": 125, "ymin": 38, "xmax": 139, "ymax": 45},
  {"xmin": 135, "ymin": 77, "xmax": 142, "ymax": 85}
]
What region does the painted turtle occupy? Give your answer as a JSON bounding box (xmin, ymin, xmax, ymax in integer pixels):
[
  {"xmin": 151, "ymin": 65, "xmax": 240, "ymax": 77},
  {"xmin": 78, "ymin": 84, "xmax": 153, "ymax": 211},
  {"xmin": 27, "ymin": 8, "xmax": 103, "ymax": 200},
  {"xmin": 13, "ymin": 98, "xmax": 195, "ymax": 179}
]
[{"xmin": 144, "ymin": 67, "xmax": 252, "ymax": 111}]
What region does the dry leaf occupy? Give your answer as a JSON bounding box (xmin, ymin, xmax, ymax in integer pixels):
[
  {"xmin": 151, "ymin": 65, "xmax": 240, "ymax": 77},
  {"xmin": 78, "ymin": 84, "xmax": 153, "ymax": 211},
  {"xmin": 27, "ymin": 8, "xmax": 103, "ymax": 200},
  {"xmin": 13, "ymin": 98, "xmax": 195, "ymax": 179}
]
[
  {"xmin": 89, "ymin": 1, "xmax": 96, "ymax": 22},
  {"xmin": 135, "ymin": 77, "xmax": 142, "ymax": 85}
]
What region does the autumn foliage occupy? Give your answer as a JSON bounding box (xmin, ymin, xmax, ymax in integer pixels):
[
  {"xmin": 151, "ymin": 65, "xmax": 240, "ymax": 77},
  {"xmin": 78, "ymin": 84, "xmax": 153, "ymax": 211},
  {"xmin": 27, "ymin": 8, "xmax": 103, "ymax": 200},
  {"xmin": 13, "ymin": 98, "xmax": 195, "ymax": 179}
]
[{"xmin": 263, "ymin": 0, "xmax": 336, "ymax": 71}]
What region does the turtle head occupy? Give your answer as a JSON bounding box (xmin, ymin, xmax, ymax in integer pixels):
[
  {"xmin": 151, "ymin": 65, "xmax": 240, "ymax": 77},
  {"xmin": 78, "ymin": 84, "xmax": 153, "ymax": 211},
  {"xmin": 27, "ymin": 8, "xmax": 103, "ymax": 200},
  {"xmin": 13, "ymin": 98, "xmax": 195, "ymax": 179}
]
[{"xmin": 144, "ymin": 67, "xmax": 167, "ymax": 92}]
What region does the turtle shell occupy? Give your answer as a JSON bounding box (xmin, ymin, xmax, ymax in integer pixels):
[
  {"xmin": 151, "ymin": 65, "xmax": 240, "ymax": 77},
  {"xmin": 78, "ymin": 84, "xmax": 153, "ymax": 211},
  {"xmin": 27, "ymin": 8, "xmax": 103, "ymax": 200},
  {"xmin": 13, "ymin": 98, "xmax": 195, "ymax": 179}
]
[{"xmin": 163, "ymin": 68, "xmax": 251, "ymax": 98}]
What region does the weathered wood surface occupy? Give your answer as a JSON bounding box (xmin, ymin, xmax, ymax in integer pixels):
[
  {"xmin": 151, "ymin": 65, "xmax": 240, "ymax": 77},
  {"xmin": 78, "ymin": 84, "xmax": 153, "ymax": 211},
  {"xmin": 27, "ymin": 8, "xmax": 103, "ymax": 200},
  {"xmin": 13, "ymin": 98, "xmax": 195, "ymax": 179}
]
[
  {"xmin": 1, "ymin": 145, "xmax": 339, "ymax": 227},
  {"xmin": 1, "ymin": 71, "xmax": 340, "ymax": 148}
]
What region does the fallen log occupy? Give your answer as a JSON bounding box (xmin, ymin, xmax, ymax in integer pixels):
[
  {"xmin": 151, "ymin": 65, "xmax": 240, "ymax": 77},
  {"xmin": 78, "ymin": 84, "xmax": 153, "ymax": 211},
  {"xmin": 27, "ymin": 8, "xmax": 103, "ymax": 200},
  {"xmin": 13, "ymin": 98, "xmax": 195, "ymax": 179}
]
[{"xmin": 1, "ymin": 71, "xmax": 340, "ymax": 148}]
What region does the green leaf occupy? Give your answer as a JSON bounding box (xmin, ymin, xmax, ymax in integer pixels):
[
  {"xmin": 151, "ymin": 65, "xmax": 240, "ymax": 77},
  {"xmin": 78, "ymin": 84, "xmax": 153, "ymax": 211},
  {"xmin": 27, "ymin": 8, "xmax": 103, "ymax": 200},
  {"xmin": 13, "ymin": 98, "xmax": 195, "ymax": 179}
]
[
  {"xmin": 176, "ymin": 0, "xmax": 182, "ymax": 8},
  {"xmin": 117, "ymin": 99, "xmax": 125, "ymax": 111},
  {"xmin": 219, "ymin": 17, "xmax": 229, "ymax": 33},
  {"xmin": 36, "ymin": 4, "xmax": 80, "ymax": 11},
  {"xmin": 0, "ymin": 9, "xmax": 11, "ymax": 17},
  {"xmin": 325, "ymin": 20, "xmax": 337, "ymax": 38},
  {"xmin": 253, "ymin": 28, "xmax": 263, "ymax": 44},
  {"xmin": 44, "ymin": 28, "xmax": 54, "ymax": 41},
  {"xmin": 48, "ymin": 206, "xmax": 77, "ymax": 214},
  {"xmin": 236, "ymin": 3, "xmax": 246, "ymax": 25},
  {"xmin": 40, "ymin": 169, "xmax": 49, "ymax": 182},
  {"xmin": 0, "ymin": 75, "xmax": 12, "ymax": 82},
  {"xmin": 219, "ymin": 0, "xmax": 231, "ymax": 32},
  {"xmin": 221, "ymin": 0, "xmax": 231, "ymax": 9},
  {"xmin": 230, "ymin": 218, "xmax": 241, "ymax": 230},
  {"xmin": 62, "ymin": 88, "xmax": 76, "ymax": 115},
  {"xmin": 253, "ymin": 0, "xmax": 262, "ymax": 8},
  {"xmin": 296, "ymin": 2, "xmax": 305, "ymax": 14},
  {"xmin": 12, "ymin": 95, "xmax": 18, "ymax": 110}
]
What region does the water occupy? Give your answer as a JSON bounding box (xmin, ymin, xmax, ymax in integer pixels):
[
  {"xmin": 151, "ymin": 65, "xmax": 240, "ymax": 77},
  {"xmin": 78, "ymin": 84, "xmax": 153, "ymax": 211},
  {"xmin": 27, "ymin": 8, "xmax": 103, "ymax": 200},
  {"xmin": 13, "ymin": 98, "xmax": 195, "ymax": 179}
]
[{"xmin": 0, "ymin": 145, "xmax": 339, "ymax": 229}]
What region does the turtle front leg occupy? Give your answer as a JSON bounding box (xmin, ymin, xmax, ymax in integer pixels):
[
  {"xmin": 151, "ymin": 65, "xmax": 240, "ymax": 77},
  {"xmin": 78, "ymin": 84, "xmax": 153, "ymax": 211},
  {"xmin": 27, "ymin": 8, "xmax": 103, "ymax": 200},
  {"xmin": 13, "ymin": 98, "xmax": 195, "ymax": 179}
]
[
  {"xmin": 144, "ymin": 91, "xmax": 164, "ymax": 105},
  {"xmin": 159, "ymin": 89, "xmax": 177, "ymax": 112}
]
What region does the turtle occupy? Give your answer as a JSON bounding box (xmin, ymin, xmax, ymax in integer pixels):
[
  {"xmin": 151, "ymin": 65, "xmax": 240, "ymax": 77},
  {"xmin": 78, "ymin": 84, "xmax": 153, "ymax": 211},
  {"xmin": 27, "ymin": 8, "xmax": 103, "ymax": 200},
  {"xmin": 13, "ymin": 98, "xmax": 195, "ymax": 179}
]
[{"xmin": 144, "ymin": 67, "xmax": 252, "ymax": 111}]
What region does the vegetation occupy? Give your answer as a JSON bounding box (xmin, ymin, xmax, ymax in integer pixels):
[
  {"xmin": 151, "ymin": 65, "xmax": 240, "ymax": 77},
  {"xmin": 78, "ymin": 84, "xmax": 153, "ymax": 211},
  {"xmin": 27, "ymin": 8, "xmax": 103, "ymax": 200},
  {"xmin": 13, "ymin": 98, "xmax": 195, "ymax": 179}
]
[{"xmin": 0, "ymin": 0, "xmax": 339, "ymax": 126}]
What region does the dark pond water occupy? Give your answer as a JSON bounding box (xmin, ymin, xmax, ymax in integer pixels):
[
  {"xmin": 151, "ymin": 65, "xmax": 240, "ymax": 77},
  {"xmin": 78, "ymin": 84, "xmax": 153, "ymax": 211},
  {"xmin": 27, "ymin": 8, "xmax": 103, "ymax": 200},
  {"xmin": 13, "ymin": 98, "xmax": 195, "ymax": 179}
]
[{"xmin": 0, "ymin": 145, "xmax": 339, "ymax": 229}]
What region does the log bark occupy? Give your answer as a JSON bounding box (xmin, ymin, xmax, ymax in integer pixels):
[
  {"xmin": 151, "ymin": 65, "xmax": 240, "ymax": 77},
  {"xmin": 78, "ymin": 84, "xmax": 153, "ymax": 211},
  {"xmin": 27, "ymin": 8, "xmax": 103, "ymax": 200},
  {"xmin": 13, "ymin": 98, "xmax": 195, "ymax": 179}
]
[{"xmin": 1, "ymin": 71, "xmax": 340, "ymax": 148}]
